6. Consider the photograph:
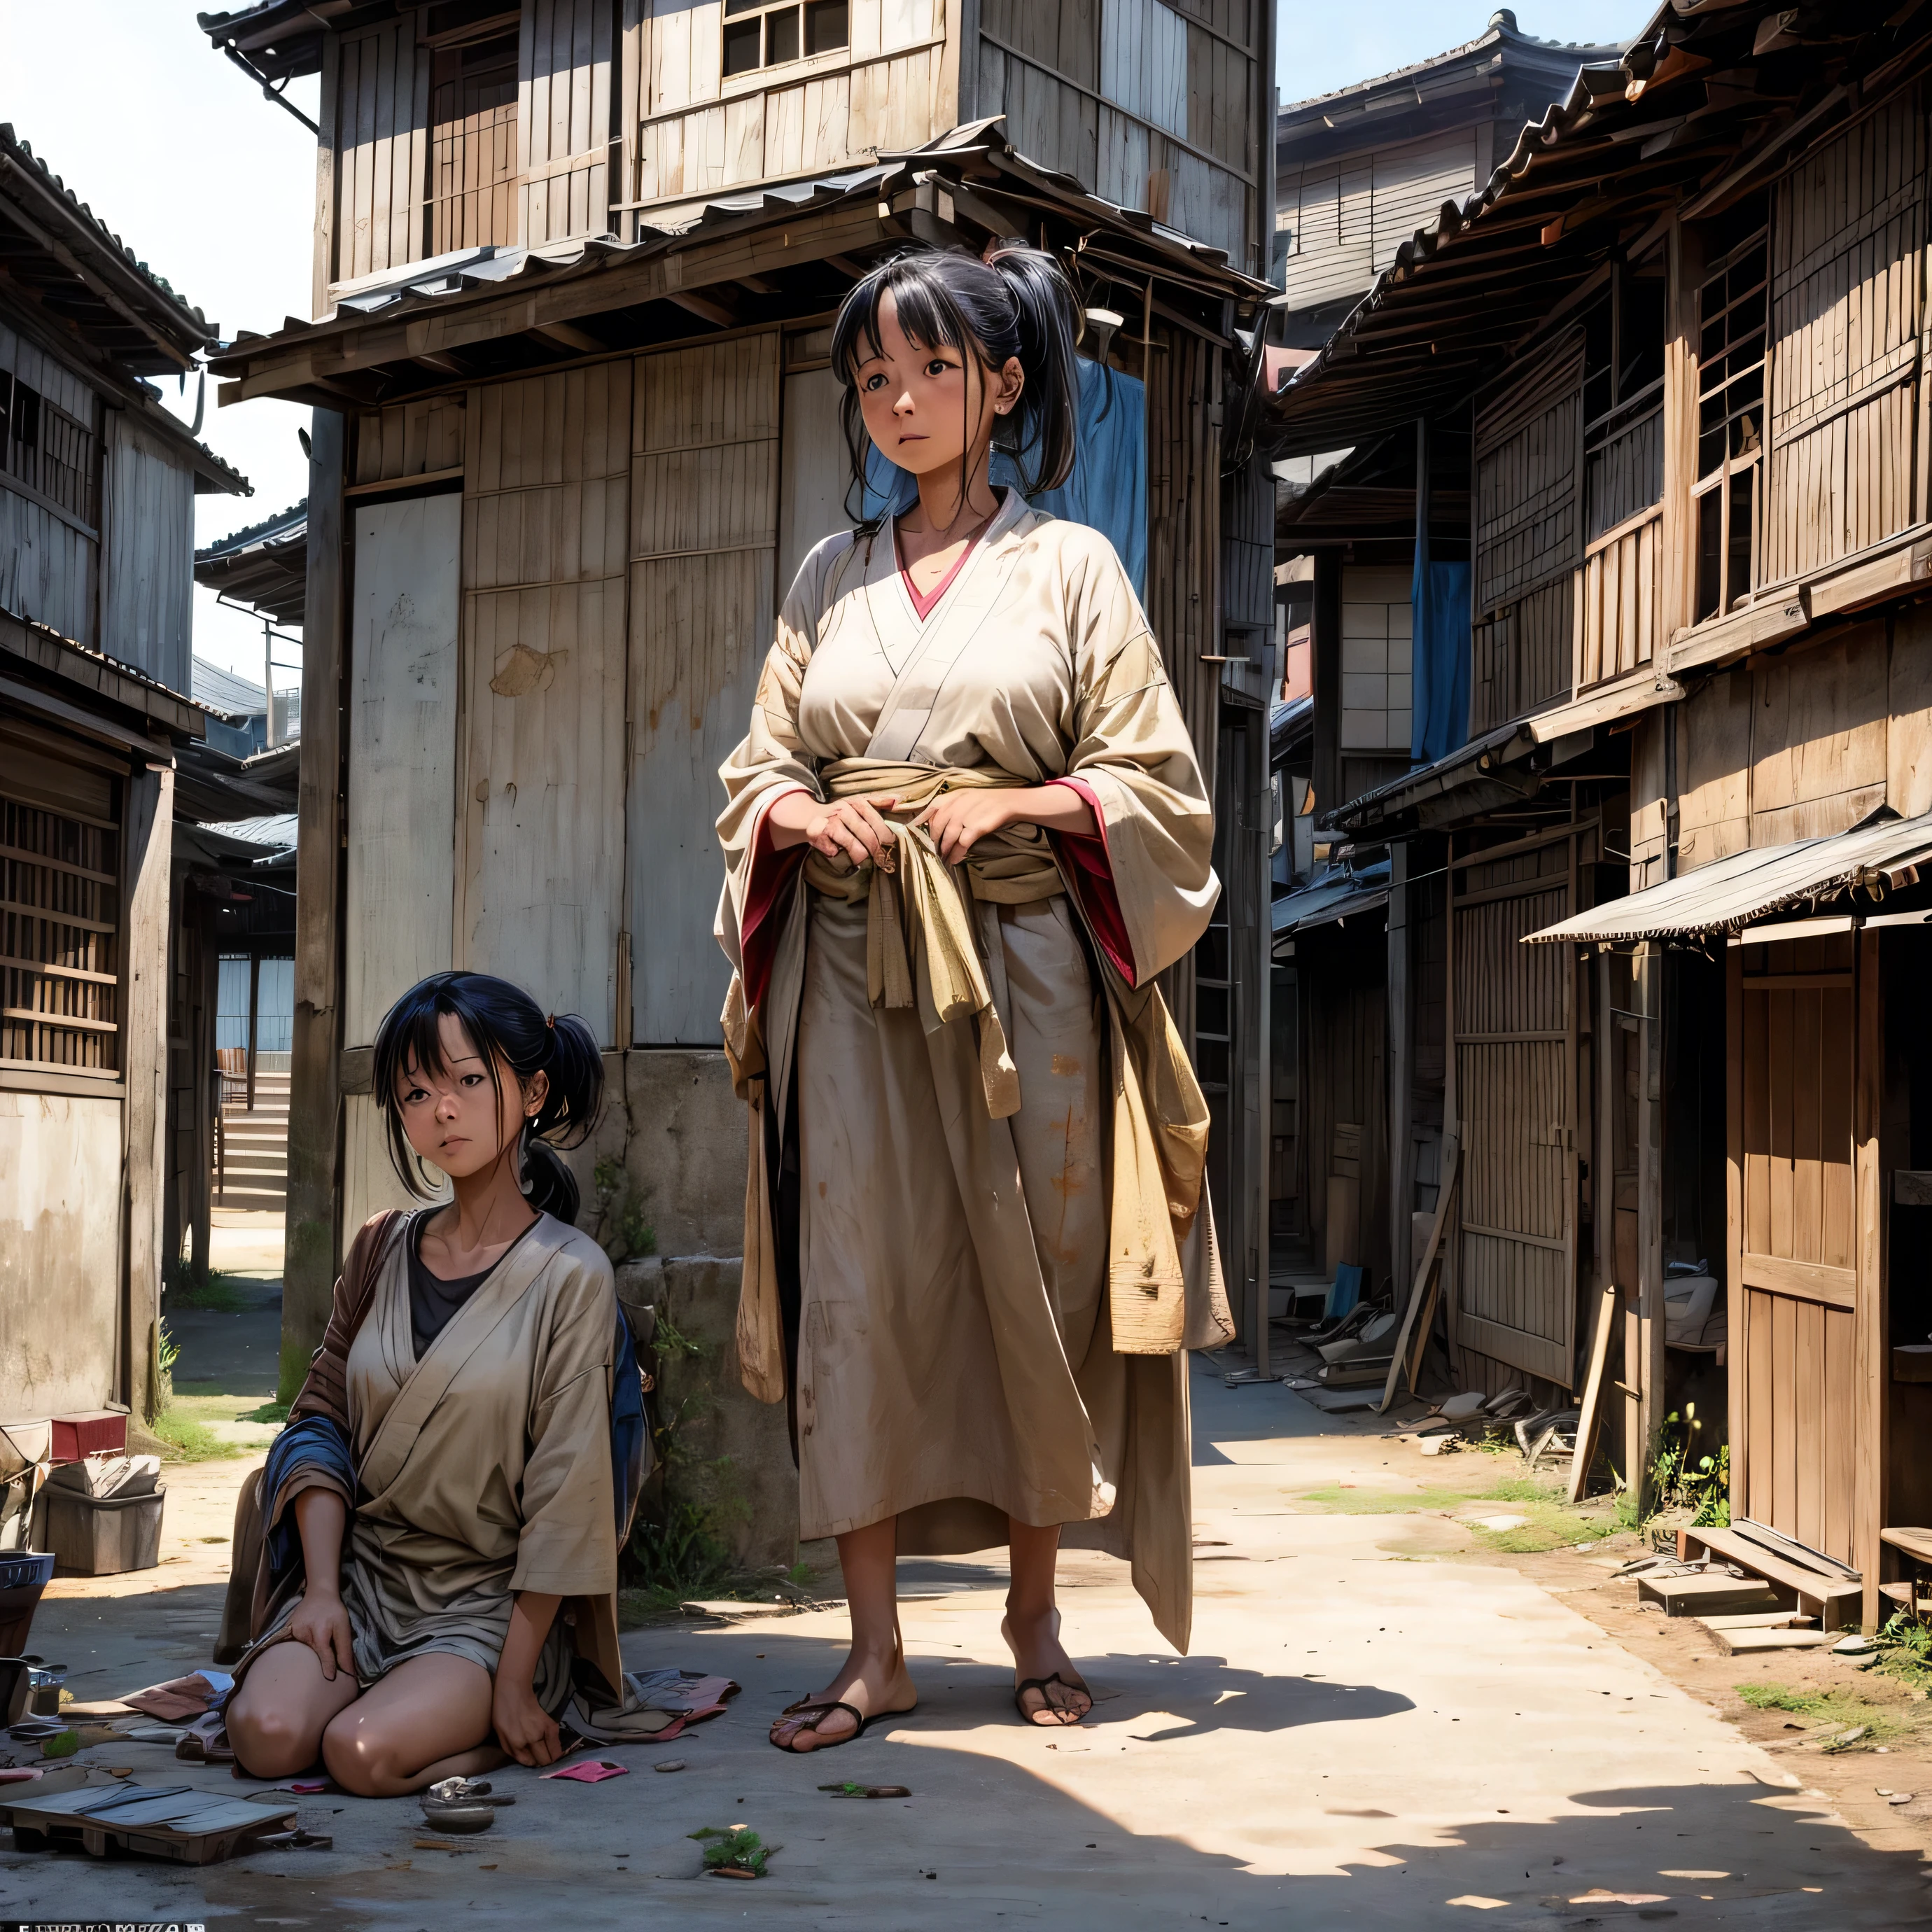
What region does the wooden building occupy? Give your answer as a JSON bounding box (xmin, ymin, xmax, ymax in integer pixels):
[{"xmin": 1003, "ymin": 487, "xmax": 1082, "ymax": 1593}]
[
  {"xmin": 0, "ymin": 125, "xmax": 252, "ymax": 1422},
  {"xmin": 197, "ymin": 0, "xmax": 1279, "ymax": 1557},
  {"xmin": 1264, "ymin": 0, "xmax": 1932, "ymax": 1624}
]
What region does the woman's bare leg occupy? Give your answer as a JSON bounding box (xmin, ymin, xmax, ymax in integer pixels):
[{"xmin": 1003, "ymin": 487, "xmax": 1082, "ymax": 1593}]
[
  {"xmin": 226, "ymin": 1639, "xmax": 361, "ymax": 1778},
  {"xmin": 1003, "ymin": 1518, "xmax": 1091, "ymax": 1725},
  {"xmin": 321, "ymin": 1653, "xmax": 505, "ymax": 1796},
  {"xmin": 770, "ymin": 1516, "xmax": 916, "ymax": 1751}
]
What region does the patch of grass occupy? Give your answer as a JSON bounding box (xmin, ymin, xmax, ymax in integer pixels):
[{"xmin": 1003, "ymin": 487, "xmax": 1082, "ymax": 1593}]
[
  {"xmin": 166, "ymin": 1269, "xmax": 251, "ymax": 1313},
  {"xmin": 150, "ymin": 1409, "xmax": 244, "ymax": 1462},
  {"xmin": 236, "ymin": 1399, "xmax": 290, "ymax": 1426},
  {"xmin": 1868, "ymin": 1612, "xmax": 1932, "ymax": 1693},
  {"xmin": 1735, "ymin": 1681, "xmax": 1898, "ymax": 1750},
  {"xmin": 1295, "ymin": 1474, "xmax": 1617, "ymax": 1554}
]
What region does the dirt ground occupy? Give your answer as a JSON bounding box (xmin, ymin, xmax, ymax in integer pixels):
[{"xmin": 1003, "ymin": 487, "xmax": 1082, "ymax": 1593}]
[{"xmin": 2, "ymin": 1354, "xmax": 1928, "ymax": 1929}]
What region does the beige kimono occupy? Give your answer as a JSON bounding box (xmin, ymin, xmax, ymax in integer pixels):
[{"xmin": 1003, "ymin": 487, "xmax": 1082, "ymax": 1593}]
[
  {"xmin": 244, "ymin": 1212, "xmax": 622, "ymax": 1714},
  {"xmin": 716, "ymin": 493, "xmax": 1230, "ymax": 1652}
]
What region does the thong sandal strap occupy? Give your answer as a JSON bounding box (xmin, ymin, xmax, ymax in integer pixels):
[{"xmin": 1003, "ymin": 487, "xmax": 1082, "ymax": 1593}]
[{"xmin": 1014, "ymin": 1672, "xmax": 1092, "ymax": 1723}]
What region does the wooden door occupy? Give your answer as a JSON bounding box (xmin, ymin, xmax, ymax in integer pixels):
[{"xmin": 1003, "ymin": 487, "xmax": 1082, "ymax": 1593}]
[
  {"xmin": 1730, "ymin": 931, "xmax": 1860, "ymax": 1560},
  {"xmin": 1452, "ymin": 834, "xmax": 1578, "ymax": 1386}
]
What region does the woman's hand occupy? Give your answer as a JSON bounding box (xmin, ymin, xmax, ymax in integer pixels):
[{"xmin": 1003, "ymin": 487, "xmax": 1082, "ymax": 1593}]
[
  {"xmin": 766, "ymin": 789, "xmax": 900, "ymax": 870},
  {"xmin": 491, "ymin": 1674, "xmax": 564, "ymax": 1768},
  {"xmin": 288, "ymin": 1583, "xmax": 356, "ymax": 1684},
  {"xmin": 917, "ymin": 788, "xmax": 1021, "ymax": 864}
]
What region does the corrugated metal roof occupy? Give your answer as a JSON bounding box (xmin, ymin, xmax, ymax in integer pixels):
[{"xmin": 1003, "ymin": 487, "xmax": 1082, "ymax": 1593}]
[
  {"xmin": 1273, "ymin": 860, "xmax": 1392, "ymax": 937},
  {"xmin": 192, "ymin": 657, "xmax": 267, "ymax": 720},
  {"xmin": 1525, "ymin": 813, "xmax": 1932, "ymax": 945}
]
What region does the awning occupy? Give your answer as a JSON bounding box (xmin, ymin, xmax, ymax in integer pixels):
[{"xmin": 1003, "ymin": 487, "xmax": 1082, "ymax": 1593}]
[
  {"xmin": 1525, "ymin": 812, "xmax": 1932, "ymax": 946},
  {"xmin": 1273, "ymin": 863, "xmax": 1391, "ymax": 943}
]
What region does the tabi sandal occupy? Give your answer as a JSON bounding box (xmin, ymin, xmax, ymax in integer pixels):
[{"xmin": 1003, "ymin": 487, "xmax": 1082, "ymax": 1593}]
[{"xmin": 769, "ymin": 1696, "xmax": 913, "ymax": 1754}]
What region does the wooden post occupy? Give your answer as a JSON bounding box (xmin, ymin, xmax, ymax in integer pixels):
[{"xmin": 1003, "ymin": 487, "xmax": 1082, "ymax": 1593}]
[
  {"xmin": 190, "ymin": 937, "xmax": 214, "ymax": 1282},
  {"xmin": 1311, "ymin": 552, "xmax": 1340, "ymax": 839},
  {"xmin": 246, "ymin": 950, "xmax": 261, "ymax": 1113},
  {"xmin": 1387, "ymin": 841, "xmax": 1413, "ymax": 1306},
  {"xmin": 121, "ymin": 760, "xmax": 173, "ymax": 1422},
  {"xmin": 1855, "ymin": 930, "xmax": 1886, "ymax": 1629},
  {"xmin": 283, "ymin": 408, "xmax": 347, "ymax": 1402},
  {"xmin": 1252, "ymin": 713, "xmax": 1272, "ymax": 1376},
  {"xmin": 313, "ymin": 34, "xmax": 340, "ymax": 322},
  {"xmin": 1635, "ymin": 941, "xmax": 1667, "ymax": 1514}
]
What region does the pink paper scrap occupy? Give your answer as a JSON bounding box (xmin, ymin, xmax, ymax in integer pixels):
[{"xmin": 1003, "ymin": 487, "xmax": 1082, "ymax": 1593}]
[{"xmin": 540, "ymin": 1758, "xmax": 629, "ymax": 1783}]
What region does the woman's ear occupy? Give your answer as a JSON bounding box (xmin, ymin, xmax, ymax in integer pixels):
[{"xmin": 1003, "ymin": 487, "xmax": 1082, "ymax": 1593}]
[
  {"xmin": 522, "ymin": 1068, "xmax": 551, "ymax": 1119},
  {"xmin": 994, "ymin": 354, "xmax": 1026, "ymax": 417}
]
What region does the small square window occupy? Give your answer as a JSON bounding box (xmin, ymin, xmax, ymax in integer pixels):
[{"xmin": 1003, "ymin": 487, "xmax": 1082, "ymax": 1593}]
[
  {"xmin": 722, "ymin": 15, "xmax": 761, "ymax": 76},
  {"xmin": 766, "ymin": 5, "xmax": 800, "ymax": 64},
  {"xmin": 806, "ymin": 0, "xmax": 848, "ymax": 55}
]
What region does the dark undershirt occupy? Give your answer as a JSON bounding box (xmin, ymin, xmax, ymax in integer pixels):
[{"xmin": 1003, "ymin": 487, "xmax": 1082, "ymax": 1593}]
[{"xmin": 408, "ymin": 1214, "xmax": 537, "ymax": 1361}]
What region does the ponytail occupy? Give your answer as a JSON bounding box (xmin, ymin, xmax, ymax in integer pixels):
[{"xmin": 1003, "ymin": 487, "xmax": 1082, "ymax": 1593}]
[
  {"xmin": 830, "ymin": 239, "xmax": 1082, "ymax": 520},
  {"xmin": 372, "ymin": 970, "xmax": 605, "ymax": 1223}
]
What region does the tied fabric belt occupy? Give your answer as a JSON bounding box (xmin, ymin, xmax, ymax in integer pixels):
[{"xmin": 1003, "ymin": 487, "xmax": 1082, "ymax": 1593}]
[{"xmin": 799, "ymin": 758, "xmax": 1066, "ymax": 1119}]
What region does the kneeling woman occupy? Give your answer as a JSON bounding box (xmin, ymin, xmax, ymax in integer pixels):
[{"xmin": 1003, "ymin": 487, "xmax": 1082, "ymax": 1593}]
[{"xmin": 225, "ymin": 973, "xmax": 622, "ymax": 1794}]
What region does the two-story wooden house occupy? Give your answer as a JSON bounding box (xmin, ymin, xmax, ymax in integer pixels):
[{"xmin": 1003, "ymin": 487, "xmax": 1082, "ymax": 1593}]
[
  {"xmin": 197, "ymin": 0, "xmax": 1279, "ymax": 1564},
  {"xmin": 1266, "ymin": 0, "xmax": 1932, "ymax": 1627},
  {"xmin": 0, "ymin": 125, "xmax": 253, "ymax": 1432}
]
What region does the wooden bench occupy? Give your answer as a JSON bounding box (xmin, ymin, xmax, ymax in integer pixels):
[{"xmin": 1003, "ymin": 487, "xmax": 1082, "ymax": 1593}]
[{"xmin": 1677, "ymin": 1525, "xmax": 1863, "ymax": 1631}]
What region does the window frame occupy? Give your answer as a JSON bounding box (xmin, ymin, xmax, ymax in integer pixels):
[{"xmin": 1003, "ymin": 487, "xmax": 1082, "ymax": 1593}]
[
  {"xmin": 1692, "ymin": 210, "xmax": 1770, "ymax": 625},
  {"xmin": 721, "ymin": 0, "xmax": 849, "ymax": 80}
]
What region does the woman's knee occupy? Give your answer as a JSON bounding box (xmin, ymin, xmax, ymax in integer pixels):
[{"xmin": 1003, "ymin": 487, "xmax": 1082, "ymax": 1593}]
[
  {"xmin": 321, "ymin": 1707, "xmax": 400, "ymax": 1793},
  {"xmin": 228, "ymin": 1696, "xmax": 320, "ymax": 1777}
]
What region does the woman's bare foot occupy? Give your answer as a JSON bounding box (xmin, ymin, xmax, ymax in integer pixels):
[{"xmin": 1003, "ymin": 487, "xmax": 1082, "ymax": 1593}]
[
  {"xmin": 769, "ymin": 1636, "xmax": 917, "ymax": 1752},
  {"xmin": 1002, "ymin": 1608, "xmax": 1092, "ymax": 1726}
]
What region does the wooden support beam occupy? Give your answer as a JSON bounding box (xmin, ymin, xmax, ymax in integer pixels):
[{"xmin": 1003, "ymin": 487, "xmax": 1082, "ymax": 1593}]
[
  {"xmin": 666, "ymin": 289, "xmax": 737, "ymax": 328},
  {"xmin": 282, "ymin": 408, "xmax": 346, "ymax": 1402},
  {"xmin": 1856, "ymin": 930, "xmax": 1886, "ymax": 1630},
  {"xmin": 1634, "ymin": 943, "xmax": 1666, "ymax": 1514},
  {"xmin": 121, "ymin": 761, "xmax": 172, "ymax": 1423},
  {"xmin": 533, "ymin": 319, "xmax": 604, "ymax": 353}
]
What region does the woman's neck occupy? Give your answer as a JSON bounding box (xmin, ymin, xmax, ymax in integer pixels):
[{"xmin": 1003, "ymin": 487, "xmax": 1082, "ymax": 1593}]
[
  {"xmin": 901, "ymin": 451, "xmax": 1000, "ymax": 568},
  {"xmin": 432, "ymin": 1152, "xmax": 539, "ymax": 1260}
]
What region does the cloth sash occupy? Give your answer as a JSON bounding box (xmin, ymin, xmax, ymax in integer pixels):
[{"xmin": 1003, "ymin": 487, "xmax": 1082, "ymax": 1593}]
[{"xmin": 801, "ymin": 757, "xmax": 1065, "ymax": 1121}]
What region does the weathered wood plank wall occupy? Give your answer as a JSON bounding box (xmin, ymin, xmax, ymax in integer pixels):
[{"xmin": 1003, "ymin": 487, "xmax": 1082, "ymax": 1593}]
[
  {"xmin": 628, "ymin": 331, "xmax": 780, "ymax": 1044},
  {"xmin": 457, "ymin": 363, "xmax": 631, "ymax": 1042},
  {"xmin": 102, "ymin": 414, "xmax": 195, "ymax": 696},
  {"xmin": 521, "ymin": 0, "xmax": 613, "ymax": 246},
  {"xmin": 0, "ymin": 320, "xmax": 97, "ymax": 649},
  {"xmin": 334, "ymin": 18, "xmax": 432, "ymax": 286}
]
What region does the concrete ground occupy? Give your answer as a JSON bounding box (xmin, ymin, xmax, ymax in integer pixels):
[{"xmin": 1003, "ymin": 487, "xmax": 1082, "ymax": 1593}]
[
  {"xmin": 206, "ymin": 1209, "xmax": 286, "ymax": 1282},
  {"xmin": 4, "ymin": 1359, "xmax": 1929, "ymax": 1928}
]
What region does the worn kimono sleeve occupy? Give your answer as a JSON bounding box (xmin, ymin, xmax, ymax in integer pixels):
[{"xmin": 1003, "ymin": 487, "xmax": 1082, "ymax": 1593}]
[
  {"xmin": 715, "ymin": 534, "xmax": 850, "ymax": 1008},
  {"xmin": 509, "ymin": 1256, "xmax": 619, "ymax": 1599},
  {"xmin": 1051, "ymin": 532, "xmax": 1218, "ymax": 985}
]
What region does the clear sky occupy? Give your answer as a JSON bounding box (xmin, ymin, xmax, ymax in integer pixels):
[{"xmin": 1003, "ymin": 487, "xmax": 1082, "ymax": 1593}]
[{"xmin": 0, "ymin": 3, "xmax": 1656, "ymax": 681}]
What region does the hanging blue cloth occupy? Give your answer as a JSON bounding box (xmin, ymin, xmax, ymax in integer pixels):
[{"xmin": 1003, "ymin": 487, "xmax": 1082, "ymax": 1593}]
[
  {"xmin": 1410, "ymin": 558, "xmax": 1472, "ymax": 767},
  {"xmin": 862, "ymin": 356, "xmax": 1148, "ymax": 601}
]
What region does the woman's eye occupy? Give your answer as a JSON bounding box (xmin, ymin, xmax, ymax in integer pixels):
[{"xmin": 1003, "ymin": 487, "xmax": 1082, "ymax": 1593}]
[
  {"xmin": 862, "ymin": 372, "xmax": 886, "ymax": 391},
  {"xmin": 926, "ymin": 359, "xmax": 949, "ymax": 377},
  {"xmin": 461, "ymin": 1072, "xmax": 486, "ymax": 1088},
  {"xmin": 405, "ymin": 1087, "xmax": 430, "ymax": 1105}
]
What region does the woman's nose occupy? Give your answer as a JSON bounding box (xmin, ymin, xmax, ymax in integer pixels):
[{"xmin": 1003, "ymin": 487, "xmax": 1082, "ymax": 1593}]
[{"xmin": 893, "ymin": 388, "xmax": 915, "ymax": 416}]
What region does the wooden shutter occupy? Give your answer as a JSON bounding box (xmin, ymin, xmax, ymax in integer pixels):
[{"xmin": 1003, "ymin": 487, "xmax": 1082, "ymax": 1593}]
[
  {"xmin": 1763, "ymin": 90, "xmax": 1927, "ymax": 583},
  {"xmin": 520, "ymin": 0, "xmax": 616, "ymax": 244},
  {"xmin": 333, "ymin": 20, "xmax": 432, "ymax": 285},
  {"xmin": 1452, "ymin": 835, "xmax": 1578, "ymax": 1387}
]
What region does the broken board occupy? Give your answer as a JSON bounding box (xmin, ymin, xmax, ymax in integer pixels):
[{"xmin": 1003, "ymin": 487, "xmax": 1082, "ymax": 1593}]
[
  {"xmin": 0, "ymin": 1781, "xmax": 295, "ymax": 1865},
  {"xmin": 1679, "ymin": 1525, "xmax": 1863, "ymax": 1631},
  {"xmin": 1707, "ymin": 1626, "xmax": 1837, "ymax": 1656},
  {"xmin": 1639, "ymin": 1572, "xmax": 1782, "ymax": 1618}
]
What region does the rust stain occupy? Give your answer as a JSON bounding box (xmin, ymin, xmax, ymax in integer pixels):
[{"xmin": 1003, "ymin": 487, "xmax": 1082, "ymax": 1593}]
[
  {"xmin": 818, "ymin": 1180, "xmax": 827, "ymax": 1196},
  {"xmin": 1051, "ymin": 1054, "xmax": 1082, "ymax": 1077}
]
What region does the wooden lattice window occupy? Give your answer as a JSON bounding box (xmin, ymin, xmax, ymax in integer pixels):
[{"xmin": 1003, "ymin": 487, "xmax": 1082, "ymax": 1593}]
[
  {"xmin": 1583, "ymin": 260, "xmax": 1665, "ymax": 543},
  {"xmin": 428, "ymin": 30, "xmax": 520, "ymax": 254},
  {"xmin": 0, "ymin": 790, "xmax": 120, "ymax": 1073},
  {"xmin": 0, "ymin": 374, "xmax": 97, "ymax": 528},
  {"xmin": 1694, "ymin": 195, "xmax": 1770, "ymax": 623},
  {"xmin": 722, "ymin": 0, "xmax": 849, "ymax": 76}
]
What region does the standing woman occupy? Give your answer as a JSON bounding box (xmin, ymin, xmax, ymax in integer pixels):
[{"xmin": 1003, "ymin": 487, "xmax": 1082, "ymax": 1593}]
[
  {"xmin": 224, "ymin": 972, "xmax": 626, "ymax": 1793},
  {"xmin": 717, "ymin": 241, "xmax": 1229, "ymax": 1754}
]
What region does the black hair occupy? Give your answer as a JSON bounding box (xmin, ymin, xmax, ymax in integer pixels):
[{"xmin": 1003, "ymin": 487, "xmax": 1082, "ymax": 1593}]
[
  {"xmin": 830, "ymin": 240, "xmax": 1081, "ymax": 528},
  {"xmin": 372, "ymin": 970, "xmax": 603, "ymax": 1223}
]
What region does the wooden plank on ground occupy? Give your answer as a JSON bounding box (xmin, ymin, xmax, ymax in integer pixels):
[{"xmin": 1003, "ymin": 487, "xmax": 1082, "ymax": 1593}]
[
  {"xmin": 1568, "ymin": 1279, "xmax": 1618, "ymax": 1503},
  {"xmin": 1377, "ymin": 1144, "xmax": 1460, "ymax": 1414}
]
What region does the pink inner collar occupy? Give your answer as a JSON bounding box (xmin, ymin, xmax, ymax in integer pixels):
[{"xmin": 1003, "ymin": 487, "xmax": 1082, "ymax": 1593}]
[{"xmin": 895, "ymin": 514, "xmax": 992, "ymax": 620}]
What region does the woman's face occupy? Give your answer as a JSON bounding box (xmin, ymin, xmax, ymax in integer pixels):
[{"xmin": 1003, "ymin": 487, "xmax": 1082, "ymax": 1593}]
[
  {"xmin": 852, "ymin": 289, "xmax": 1023, "ymax": 481},
  {"xmin": 396, "ymin": 1011, "xmax": 547, "ymax": 1182}
]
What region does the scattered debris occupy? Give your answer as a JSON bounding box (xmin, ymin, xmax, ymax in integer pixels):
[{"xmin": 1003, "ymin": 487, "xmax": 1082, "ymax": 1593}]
[
  {"xmin": 692, "ymin": 1824, "xmax": 777, "ymax": 1879},
  {"xmin": 124, "ymin": 1672, "xmax": 231, "ymax": 1723},
  {"xmin": 1833, "ymin": 1633, "xmax": 1877, "ymax": 1656},
  {"xmin": 258, "ymin": 1827, "xmax": 331, "ymax": 1850},
  {"xmin": 539, "ymin": 1759, "xmax": 628, "ymax": 1784},
  {"xmin": 654, "ymin": 1760, "xmax": 685, "ymax": 1774},
  {"xmin": 818, "ymin": 1782, "xmax": 911, "ymax": 1799}
]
